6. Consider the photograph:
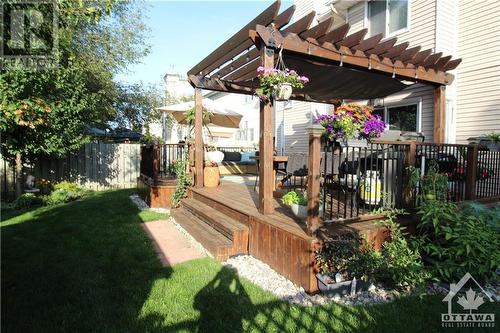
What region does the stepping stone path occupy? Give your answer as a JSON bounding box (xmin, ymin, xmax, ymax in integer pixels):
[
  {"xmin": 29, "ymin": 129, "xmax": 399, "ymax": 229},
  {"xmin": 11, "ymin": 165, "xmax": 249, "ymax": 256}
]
[{"xmin": 142, "ymin": 219, "xmax": 205, "ymax": 266}]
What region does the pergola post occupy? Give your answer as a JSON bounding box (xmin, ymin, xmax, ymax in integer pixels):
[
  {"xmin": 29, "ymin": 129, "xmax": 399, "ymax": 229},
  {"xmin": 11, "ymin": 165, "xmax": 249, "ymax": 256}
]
[
  {"xmin": 194, "ymin": 88, "xmax": 204, "ymax": 187},
  {"xmin": 434, "ymin": 85, "xmax": 446, "ymax": 143},
  {"xmin": 258, "ymin": 43, "xmax": 274, "ymax": 215},
  {"xmin": 306, "ymin": 125, "xmax": 323, "ymax": 236}
]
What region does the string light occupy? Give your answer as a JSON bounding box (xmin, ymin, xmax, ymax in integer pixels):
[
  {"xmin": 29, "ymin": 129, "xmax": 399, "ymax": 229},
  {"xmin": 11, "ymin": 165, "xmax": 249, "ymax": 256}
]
[
  {"xmin": 392, "ymin": 67, "xmax": 396, "ymax": 78},
  {"xmin": 339, "ymin": 54, "xmax": 343, "ymax": 67},
  {"xmin": 368, "ymin": 58, "xmax": 372, "ymax": 70}
]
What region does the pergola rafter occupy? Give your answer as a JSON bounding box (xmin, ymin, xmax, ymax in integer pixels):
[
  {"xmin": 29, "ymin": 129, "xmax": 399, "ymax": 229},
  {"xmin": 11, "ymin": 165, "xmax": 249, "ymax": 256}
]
[{"xmin": 187, "ymin": 0, "xmax": 461, "ymax": 215}]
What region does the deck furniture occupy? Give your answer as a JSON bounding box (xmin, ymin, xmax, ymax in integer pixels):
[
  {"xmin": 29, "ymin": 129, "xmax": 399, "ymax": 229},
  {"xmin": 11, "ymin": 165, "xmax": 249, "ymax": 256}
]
[{"xmin": 252, "ymin": 155, "xmax": 289, "ymax": 191}]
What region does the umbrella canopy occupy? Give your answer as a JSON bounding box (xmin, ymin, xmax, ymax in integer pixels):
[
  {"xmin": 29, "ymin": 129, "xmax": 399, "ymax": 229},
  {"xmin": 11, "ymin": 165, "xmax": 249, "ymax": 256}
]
[{"xmin": 157, "ymin": 99, "xmax": 243, "ymax": 128}]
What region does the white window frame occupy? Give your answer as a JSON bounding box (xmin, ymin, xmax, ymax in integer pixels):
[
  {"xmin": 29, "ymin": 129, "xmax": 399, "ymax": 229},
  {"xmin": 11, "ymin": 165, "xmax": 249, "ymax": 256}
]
[
  {"xmin": 366, "ymin": 0, "xmax": 411, "ymax": 39},
  {"xmin": 377, "ymin": 97, "xmax": 422, "ymax": 132}
]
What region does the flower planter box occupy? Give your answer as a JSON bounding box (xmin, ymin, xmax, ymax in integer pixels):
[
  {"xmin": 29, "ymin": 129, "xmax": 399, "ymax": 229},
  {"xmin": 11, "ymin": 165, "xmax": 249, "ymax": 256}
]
[{"xmin": 316, "ymin": 273, "xmax": 369, "ymax": 297}]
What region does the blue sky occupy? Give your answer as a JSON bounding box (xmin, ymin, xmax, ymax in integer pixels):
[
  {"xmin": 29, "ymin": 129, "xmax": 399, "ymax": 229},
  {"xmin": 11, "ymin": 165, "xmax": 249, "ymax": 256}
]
[{"xmin": 116, "ymin": 0, "xmax": 292, "ymax": 87}]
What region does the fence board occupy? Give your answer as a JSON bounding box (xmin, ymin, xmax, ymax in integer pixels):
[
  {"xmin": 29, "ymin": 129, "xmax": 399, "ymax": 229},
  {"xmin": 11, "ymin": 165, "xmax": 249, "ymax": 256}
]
[{"xmin": 0, "ymin": 143, "xmax": 141, "ymax": 197}]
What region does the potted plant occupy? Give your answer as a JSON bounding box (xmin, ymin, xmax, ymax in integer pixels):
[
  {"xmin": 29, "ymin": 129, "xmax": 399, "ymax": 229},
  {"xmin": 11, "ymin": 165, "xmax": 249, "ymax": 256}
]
[
  {"xmin": 256, "ymin": 67, "xmax": 309, "ymax": 102},
  {"xmin": 486, "ymin": 132, "xmax": 500, "ymax": 152},
  {"xmin": 316, "ymin": 104, "xmax": 386, "ymax": 144},
  {"xmin": 281, "ymin": 190, "xmax": 308, "ymax": 219},
  {"xmin": 315, "ymin": 233, "xmax": 376, "ymax": 297}
]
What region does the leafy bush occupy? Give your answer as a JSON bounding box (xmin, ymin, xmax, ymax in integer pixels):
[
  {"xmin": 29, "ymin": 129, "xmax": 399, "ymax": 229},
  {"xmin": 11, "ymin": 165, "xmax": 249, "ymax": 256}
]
[
  {"xmin": 171, "ymin": 153, "xmax": 192, "ymax": 208},
  {"xmin": 316, "ymin": 210, "xmax": 430, "ymax": 289},
  {"xmin": 45, "ymin": 181, "xmax": 89, "ymax": 206},
  {"xmin": 376, "ymin": 209, "xmax": 430, "ymax": 289},
  {"xmin": 281, "ymin": 191, "xmax": 307, "ymax": 206},
  {"xmin": 315, "ymin": 233, "xmax": 381, "ymax": 282},
  {"xmin": 8, "ymin": 193, "xmax": 44, "ymax": 210},
  {"xmin": 416, "ymin": 200, "xmax": 500, "ymax": 282}
]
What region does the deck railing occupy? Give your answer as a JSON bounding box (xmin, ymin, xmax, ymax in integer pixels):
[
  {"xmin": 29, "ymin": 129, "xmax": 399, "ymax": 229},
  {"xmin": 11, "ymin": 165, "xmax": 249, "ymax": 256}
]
[
  {"xmin": 140, "ymin": 144, "xmax": 256, "ymax": 184},
  {"xmin": 307, "ymin": 134, "xmax": 500, "ymax": 222}
]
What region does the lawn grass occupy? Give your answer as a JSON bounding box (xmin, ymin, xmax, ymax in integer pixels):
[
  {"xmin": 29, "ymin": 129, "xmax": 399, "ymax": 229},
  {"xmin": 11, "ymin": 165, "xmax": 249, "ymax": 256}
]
[{"xmin": 1, "ymin": 189, "xmax": 498, "ymax": 332}]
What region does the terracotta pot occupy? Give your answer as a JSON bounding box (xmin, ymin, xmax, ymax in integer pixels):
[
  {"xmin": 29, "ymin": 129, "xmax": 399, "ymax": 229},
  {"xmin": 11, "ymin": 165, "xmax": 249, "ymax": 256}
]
[{"xmin": 203, "ymin": 166, "xmax": 220, "ymax": 188}]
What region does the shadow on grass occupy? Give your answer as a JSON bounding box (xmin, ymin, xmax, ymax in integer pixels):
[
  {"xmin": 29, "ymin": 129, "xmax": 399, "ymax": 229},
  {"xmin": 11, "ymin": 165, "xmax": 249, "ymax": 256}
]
[{"xmin": 2, "ymin": 189, "xmax": 498, "ymax": 332}]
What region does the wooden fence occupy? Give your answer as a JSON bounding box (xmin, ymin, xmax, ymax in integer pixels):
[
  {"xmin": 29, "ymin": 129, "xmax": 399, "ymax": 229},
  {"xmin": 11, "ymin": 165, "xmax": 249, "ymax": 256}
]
[{"xmin": 1, "ymin": 142, "xmax": 141, "ymax": 198}]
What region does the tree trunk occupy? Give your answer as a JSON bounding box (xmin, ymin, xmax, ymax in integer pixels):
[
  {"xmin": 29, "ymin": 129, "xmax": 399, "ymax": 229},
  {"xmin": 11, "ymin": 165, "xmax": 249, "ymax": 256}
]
[{"xmin": 15, "ymin": 152, "xmax": 23, "ymax": 197}]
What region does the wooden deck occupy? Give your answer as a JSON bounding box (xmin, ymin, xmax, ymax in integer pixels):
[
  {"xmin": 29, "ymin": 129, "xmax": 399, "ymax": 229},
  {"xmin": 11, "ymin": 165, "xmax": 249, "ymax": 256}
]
[
  {"xmin": 191, "ymin": 183, "xmax": 311, "ymax": 239},
  {"xmin": 188, "ymin": 183, "xmax": 318, "ymax": 292}
]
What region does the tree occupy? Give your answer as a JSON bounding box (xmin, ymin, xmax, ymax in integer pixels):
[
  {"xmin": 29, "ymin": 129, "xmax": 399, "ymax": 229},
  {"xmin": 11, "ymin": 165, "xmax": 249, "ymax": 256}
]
[
  {"xmin": 0, "ymin": 0, "xmax": 150, "ymax": 196},
  {"xmin": 113, "ymin": 83, "xmax": 164, "ymax": 133}
]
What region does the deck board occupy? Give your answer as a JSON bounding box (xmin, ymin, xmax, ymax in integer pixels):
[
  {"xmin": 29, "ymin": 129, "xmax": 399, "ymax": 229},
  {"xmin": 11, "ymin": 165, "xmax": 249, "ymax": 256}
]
[{"xmin": 191, "ymin": 183, "xmax": 311, "ymax": 240}]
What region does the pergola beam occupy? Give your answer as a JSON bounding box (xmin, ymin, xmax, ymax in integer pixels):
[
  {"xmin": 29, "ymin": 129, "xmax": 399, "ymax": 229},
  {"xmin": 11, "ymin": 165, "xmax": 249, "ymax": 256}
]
[
  {"xmin": 433, "ymin": 55, "xmax": 452, "ymax": 71},
  {"xmin": 318, "ymin": 23, "xmax": 350, "ymax": 44},
  {"xmin": 336, "ymin": 29, "xmax": 367, "ymax": 48},
  {"xmin": 254, "ymin": 25, "xmax": 453, "ymax": 85},
  {"xmin": 395, "ymin": 46, "xmax": 421, "ymax": 62},
  {"xmin": 187, "ymin": 0, "xmax": 280, "ymax": 76},
  {"xmin": 214, "ymin": 6, "xmax": 308, "ymax": 80},
  {"xmin": 380, "ymin": 42, "xmax": 409, "ymax": 59},
  {"xmin": 300, "ymin": 17, "xmax": 334, "ymax": 41},
  {"xmin": 366, "ymin": 37, "xmax": 397, "ymax": 56},
  {"xmin": 352, "ymin": 33, "xmax": 383, "ymax": 52}
]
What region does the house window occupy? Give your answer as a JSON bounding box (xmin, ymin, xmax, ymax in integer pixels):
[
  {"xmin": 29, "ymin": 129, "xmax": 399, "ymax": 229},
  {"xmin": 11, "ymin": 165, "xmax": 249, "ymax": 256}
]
[
  {"xmin": 387, "ymin": 104, "xmax": 418, "ymax": 132},
  {"xmin": 368, "ymin": 0, "xmax": 409, "ymax": 37},
  {"xmin": 374, "ymin": 102, "xmax": 420, "ymax": 132}
]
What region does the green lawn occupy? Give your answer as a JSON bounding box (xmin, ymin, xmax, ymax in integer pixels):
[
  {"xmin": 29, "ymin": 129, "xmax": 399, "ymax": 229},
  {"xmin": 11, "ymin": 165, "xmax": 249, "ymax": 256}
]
[{"xmin": 1, "ymin": 189, "xmax": 498, "ymax": 332}]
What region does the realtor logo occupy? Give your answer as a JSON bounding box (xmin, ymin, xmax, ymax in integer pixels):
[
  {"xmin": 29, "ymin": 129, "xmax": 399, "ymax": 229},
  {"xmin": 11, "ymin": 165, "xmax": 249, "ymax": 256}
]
[
  {"xmin": 0, "ymin": 0, "xmax": 58, "ymax": 70},
  {"xmin": 442, "ymin": 272, "xmax": 495, "ymax": 328}
]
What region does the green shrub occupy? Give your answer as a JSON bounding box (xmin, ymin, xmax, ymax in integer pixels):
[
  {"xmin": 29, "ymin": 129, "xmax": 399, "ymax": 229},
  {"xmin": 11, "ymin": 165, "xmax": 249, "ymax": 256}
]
[
  {"xmin": 315, "ymin": 233, "xmax": 382, "ymax": 283},
  {"xmin": 376, "ymin": 210, "xmax": 430, "ymax": 288},
  {"xmin": 45, "ymin": 181, "xmax": 89, "ymax": 206},
  {"xmin": 281, "ymin": 191, "xmax": 307, "ymax": 206},
  {"xmin": 7, "ymin": 193, "xmax": 44, "ymax": 210},
  {"xmin": 416, "ymin": 200, "xmax": 500, "ymax": 282},
  {"xmin": 171, "ymin": 152, "xmax": 192, "ymax": 208}
]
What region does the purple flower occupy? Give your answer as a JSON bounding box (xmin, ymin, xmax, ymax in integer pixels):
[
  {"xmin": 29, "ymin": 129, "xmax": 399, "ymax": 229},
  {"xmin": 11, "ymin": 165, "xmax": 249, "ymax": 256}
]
[{"xmin": 299, "ymin": 76, "xmax": 309, "ymax": 83}]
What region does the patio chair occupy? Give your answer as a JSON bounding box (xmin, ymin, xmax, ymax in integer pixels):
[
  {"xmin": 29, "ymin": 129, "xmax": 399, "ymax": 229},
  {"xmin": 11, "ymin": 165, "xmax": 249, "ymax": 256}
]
[{"xmin": 280, "ymin": 153, "xmax": 308, "ymax": 190}]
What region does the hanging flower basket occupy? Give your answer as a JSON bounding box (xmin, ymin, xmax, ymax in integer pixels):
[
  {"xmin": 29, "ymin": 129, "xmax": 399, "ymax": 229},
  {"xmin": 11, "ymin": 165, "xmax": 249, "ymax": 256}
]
[
  {"xmin": 255, "ymin": 49, "xmax": 309, "ymax": 102},
  {"xmin": 256, "ymin": 67, "xmax": 309, "ymax": 102},
  {"xmin": 272, "ymin": 83, "xmax": 293, "ymax": 101}
]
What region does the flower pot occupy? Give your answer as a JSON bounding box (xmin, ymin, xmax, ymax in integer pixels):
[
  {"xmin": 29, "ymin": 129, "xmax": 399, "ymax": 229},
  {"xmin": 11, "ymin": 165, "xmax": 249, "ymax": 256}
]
[
  {"xmin": 290, "ymin": 203, "xmax": 307, "ymax": 219},
  {"xmin": 203, "ymin": 166, "xmax": 220, "ymax": 188},
  {"xmin": 205, "ymin": 150, "xmax": 224, "ymax": 163},
  {"xmin": 316, "ymin": 273, "xmax": 369, "ymax": 297},
  {"xmin": 273, "ymin": 83, "xmax": 293, "ymax": 101}
]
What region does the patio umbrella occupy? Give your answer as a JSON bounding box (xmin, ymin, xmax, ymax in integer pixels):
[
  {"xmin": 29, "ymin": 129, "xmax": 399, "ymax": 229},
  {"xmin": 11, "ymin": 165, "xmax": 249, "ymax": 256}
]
[{"xmin": 157, "ymin": 99, "xmax": 243, "ymax": 128}]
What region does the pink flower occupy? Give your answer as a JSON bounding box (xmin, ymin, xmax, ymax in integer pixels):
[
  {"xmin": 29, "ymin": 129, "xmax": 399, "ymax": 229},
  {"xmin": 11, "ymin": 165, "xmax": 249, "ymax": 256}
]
[
  {"xmin": 257, "ymin": 66, "xmax": 265, "ymax": 74},
  {"xmin": 289, "ymin": 70, "xmax": 297, "ymax": 75},
  {"xmin": 300, "ymin": 76, "xmax": 309, "ymax": 83}
]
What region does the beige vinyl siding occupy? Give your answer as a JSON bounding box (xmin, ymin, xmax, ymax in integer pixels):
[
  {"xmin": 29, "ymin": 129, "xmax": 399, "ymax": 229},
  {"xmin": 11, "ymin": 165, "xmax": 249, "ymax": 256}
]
[
  {"xmin": 293, "ymin": 0, "xmax": 315, "ymax": 21},
  {"xmin": 347, "ymin": 0, "xmax": 436, "ymax": 50},
  {"xmin": 278, "ymin": 101, "xmax": 311, "ymax": 154},
  {"xmin": 455, "ymin": 0, "xmax": 500, "ymax": 143},
  {"xmin": 347, "ymin": 2, "xmax": 365, "ymax": 32}
]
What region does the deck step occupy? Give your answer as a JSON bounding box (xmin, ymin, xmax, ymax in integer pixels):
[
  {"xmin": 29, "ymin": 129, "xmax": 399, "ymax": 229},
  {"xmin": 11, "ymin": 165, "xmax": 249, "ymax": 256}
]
[
  {"xmin": 170, "ymin": 208, "xmax": 233, "ymax": 261},
  {"xmin": 181, "ymin": 198, "xmax": 247, "ymax": 241}
]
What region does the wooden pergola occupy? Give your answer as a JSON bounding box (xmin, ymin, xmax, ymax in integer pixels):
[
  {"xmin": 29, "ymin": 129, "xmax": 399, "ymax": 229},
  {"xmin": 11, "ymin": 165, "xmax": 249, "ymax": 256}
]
[{"xmin": 188, "ymin": 0, "xmax": 461, "ymax": 218}]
